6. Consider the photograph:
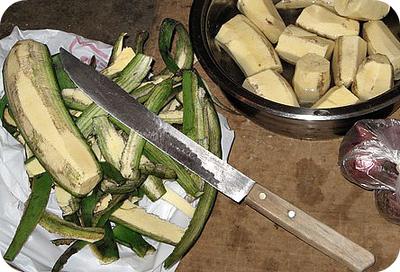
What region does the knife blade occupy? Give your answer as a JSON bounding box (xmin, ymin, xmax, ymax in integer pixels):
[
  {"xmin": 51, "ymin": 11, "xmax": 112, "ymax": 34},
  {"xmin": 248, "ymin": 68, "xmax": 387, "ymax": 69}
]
[{"xmin": 60, "ymin": 48, "xmax": 375, "ymax": 272}]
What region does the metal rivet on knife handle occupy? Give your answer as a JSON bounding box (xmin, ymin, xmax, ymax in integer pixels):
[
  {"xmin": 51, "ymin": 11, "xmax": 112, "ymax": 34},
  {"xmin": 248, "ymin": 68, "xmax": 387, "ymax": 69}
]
[
  {"xmin": 245, "ymin": 183, "xmax": 375, "ymax": 272},
  {"xmin": 287, "ymin": 210, "xmax": 296, "ymax": 219}
]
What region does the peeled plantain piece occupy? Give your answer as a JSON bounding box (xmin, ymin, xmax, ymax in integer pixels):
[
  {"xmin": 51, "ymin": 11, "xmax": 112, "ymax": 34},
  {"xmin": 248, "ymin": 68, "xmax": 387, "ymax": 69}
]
[
  {"xmin": 334, "ymin": 0, "xmax": 390, "ymax": 21},
  {"xmin": 215, "ymin": 14, "xmax": 282, "ymax": 77},
  {"xmin": 363, "ymin": 20, "xmax": 400, "ymax": 80},
  {"xmin": 55, "ymin": 186, "xmax": 80, "ymax": 216},
  {"xmin": 332, "ymin": 36, "xmax": 367, "ymax": 88},
  {"xmin": 293, "ymin": 53, "xmax": 331, "ymax": 105},
  {"xmin": 237, "ymin": 0, "xmax": 285, "ymax": 44},
  {"xmin": 275, "ymin": 25, "xmax": 335, "ymax": 65},
  {"xmin": 352, "ymin": 54, "xmax": 394, "ymax": 101},
  {"xmin": 296, "ymin": 5, "xmax": 359, "ymax": 40},
  {"xmin": 275, "ymin": 0, "xmax": 335, "ymax": 10},
  {"xmin": 312, "ymin": 86, "xmax": 359, "ymax": 109},
  {"xmin": 243, "ymin": 69, "xmax": 300, "ymax": 107}
]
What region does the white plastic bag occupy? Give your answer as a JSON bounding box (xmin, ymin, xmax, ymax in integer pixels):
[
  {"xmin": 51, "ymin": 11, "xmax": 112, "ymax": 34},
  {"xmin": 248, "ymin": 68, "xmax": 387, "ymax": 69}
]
[{"xmin": 0, "ymin": 26, "xmax": 235, "ymax": 272}]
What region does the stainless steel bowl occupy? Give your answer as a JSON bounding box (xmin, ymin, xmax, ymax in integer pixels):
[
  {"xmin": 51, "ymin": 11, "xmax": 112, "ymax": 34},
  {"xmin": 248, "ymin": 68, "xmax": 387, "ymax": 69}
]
[{"xmin": 189, "ymin": 0, "xmax": 400, "ymax": 139}]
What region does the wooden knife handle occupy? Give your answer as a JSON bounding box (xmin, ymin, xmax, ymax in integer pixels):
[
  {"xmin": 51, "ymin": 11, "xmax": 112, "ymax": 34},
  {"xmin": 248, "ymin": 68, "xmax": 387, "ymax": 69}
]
[{"xmin": 244, "ymin": 183, "xmax": 375, "ymax": 272}]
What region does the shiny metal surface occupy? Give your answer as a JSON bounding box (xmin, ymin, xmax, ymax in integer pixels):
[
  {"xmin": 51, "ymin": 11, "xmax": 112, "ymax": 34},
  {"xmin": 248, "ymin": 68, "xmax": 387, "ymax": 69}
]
[
  {"xmin": 189, "ymin": 0, "xmax": 400, "ymax": 139},
  {"xmin": 60, "ymin": 49, "xmax": 255, "ymax": 202}
]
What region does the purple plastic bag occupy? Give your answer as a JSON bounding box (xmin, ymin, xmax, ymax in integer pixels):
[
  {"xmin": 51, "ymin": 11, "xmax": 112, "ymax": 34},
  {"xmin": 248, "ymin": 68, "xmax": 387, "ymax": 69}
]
[{"xmin": 339, "ymin": 119, "xmax": 400, "ymax": 224}]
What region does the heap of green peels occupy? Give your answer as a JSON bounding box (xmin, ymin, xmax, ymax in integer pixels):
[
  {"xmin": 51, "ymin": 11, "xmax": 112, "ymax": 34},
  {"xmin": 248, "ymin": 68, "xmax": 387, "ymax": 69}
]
[{"xmin": 0, "ymin": 18, "xmax": 221, "ymax": 271}]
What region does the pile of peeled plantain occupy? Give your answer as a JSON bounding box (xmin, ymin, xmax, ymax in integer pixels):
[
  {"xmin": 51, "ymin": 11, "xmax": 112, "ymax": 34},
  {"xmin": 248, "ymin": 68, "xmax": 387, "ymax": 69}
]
[{"xmin": 215, "ymin": 0, "xmax": 399, "ymax": 108}]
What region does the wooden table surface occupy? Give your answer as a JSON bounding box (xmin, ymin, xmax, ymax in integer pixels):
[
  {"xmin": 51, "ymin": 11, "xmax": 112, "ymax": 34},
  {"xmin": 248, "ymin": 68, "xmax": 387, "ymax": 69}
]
[{"xmin": 1, "ymin": 1, "xmax": 399, "ymax": 271}]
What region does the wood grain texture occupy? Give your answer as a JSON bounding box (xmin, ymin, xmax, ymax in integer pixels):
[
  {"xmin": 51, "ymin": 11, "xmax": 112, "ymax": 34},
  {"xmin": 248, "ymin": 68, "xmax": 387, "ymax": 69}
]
[{"xmin": 245, "ymin": 183, "xmax": 375, "ymax": 272}]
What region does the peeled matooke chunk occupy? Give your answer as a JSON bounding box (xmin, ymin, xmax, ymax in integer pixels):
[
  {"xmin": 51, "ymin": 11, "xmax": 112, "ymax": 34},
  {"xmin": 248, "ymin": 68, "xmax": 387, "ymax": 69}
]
[
  {"xmin": 363, "ymin": 20, "xmax": 400, "ymax": 80},
  {"xmin": 3, "ymin": 40, "xmax": 101, "ymax": 196},
  {"xmin": 237, "ymin": 0, "xmax": 285, "ymax": 44},
  {"xmin": 312, "ymin": 86, "xmax": 359, "ymax": 109},
  {"xmin": 215, "ymin": 14, "xmax": 282, "ymax": 77},
  {"xmin": 296, "ymin": 5, "xmax": 360, "ymax": 40},
  {"xmin": 352, "ymin": 54, "xmax": 393, "ymax": 101},
  {"xmin": 243, "ymin": 69, "xmax": 299, "ymax": 107},
  {"xmin": 275, "ymin": 25, "xmax": 334, "ymax": 65},
  {"xmin": 55, "ymin": 186, "xmax": 80, "ymax": 216},
  {"xmin": 334, "ymin": 0, "xmax": 390, "ymax": 21},
  {"xmin": 276, "ymin": 0, "xmax": 335, "ymax": 11},
  {"xmin": 332, "ymin": 36, "xmax": 367, "ymax": 88},
  {"xmin": 293, "ymin": 53, "xmax": 331, "ymax": 105}
]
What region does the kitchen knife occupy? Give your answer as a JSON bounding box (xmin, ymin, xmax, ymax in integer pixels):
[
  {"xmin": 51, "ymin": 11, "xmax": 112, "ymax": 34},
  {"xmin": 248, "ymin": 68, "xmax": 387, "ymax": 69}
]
[{"xmin": 60, "ymin": 48, "xmax": 375, "ymax": 272}]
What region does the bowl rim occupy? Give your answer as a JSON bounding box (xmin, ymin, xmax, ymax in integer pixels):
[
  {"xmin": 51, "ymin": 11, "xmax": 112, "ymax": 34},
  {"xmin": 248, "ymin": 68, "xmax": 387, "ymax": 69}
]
[{"xmin": 189, "ymin": 0, "xmax": 400, "ymax": 121}]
